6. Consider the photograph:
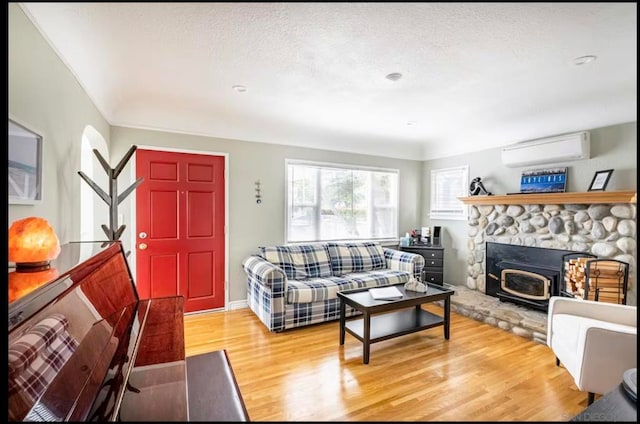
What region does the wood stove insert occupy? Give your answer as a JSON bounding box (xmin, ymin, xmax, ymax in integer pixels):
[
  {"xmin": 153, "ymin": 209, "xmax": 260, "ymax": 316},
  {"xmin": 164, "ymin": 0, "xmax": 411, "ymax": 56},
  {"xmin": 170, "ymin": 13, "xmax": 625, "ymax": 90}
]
[{"xmin": 485, "ymin": 242, "xmax": 582, "ymax": 311}]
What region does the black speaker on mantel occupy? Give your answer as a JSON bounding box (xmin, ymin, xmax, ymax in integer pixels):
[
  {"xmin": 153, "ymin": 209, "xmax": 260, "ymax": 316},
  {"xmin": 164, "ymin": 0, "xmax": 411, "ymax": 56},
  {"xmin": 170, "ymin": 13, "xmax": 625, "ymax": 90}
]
[{"xmin": 432, "ymin": 226, "xmax": 442, "ymax": 246}]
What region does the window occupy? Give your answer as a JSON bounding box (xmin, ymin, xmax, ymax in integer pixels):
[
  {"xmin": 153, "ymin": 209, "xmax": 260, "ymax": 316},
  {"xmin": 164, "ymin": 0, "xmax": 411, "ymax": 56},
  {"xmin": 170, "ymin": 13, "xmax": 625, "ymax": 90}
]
[
  {"xmin": 429, "ymin": 165, "xmax": 469, "ymax": 220},
  {"xmin": 286, "ymin": 160, "xmax": 399, "ymax": 243}
]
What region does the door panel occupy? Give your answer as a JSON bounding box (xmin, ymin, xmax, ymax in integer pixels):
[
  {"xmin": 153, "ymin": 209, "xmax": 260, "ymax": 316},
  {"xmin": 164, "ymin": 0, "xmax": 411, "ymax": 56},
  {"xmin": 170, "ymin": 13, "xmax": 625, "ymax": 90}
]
[
  {"xmin": 188, "ymin": 251, "xmax": 214, "ymax": 298},
  {"xmin": 150, "ymin": 191, "xmax": 178, "ymax": 238},
  {"xmin": 136, "ymin": 149, "xmax": 225, "ymax": 313},
  {"xmin": 150, "ymin": 254, "xmax": 178, "ymax": 298},
  {"xmin": 149, "ymin": 161, "xmax": 178, "ymax": 180},
  {"xmin": 188, "ymin": 163, "xmax": 213, "ymax": 181},
  {"xmin": 188, "ymin": 192, "xmax": 213, "ymax": 237}
]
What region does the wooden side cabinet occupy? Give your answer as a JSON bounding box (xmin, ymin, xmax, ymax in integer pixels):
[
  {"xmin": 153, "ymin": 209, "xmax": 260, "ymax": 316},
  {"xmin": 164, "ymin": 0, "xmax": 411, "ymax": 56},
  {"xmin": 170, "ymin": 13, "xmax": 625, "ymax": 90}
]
[{"xmin": 399, "ymin": 245, "xmax": 445, "ymax": 286}]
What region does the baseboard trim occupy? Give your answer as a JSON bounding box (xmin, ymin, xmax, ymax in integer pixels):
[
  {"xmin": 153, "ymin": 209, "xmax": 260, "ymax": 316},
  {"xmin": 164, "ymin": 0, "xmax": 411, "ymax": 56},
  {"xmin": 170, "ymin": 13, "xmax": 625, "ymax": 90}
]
[{"xmin": 228, "ymin": 300, "xmax": 249, "ymax": 310}]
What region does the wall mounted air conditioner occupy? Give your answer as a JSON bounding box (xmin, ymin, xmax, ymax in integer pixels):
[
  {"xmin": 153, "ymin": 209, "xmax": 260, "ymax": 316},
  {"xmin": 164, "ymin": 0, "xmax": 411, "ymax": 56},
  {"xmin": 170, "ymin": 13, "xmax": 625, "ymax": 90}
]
[{"xmin": 501, "ymin": 131, "xmax": 590, "ymax": 167}]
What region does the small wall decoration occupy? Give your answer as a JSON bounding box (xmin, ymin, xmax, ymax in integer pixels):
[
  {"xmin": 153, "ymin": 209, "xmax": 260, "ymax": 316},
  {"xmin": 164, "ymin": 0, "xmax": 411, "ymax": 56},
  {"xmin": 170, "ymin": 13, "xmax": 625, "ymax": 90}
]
[
  {"xmin": 255, "ymin": 180, "xmax": 262, "ymax": 204},
  {"xmin": 588, "ymin": 169, "xmax": 614, "ymax": 191},
  {"xmin": 520, "ymin": 167, "xmax": 567, "ymax": 193}
]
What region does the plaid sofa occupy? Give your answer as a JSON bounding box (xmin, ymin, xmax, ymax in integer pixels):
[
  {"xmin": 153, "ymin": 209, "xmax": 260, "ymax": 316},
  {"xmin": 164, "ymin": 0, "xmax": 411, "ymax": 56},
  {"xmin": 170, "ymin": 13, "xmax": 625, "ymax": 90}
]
[{"xmin": 242, "ymin": 241, "xmax": 425, "ymax": 332}]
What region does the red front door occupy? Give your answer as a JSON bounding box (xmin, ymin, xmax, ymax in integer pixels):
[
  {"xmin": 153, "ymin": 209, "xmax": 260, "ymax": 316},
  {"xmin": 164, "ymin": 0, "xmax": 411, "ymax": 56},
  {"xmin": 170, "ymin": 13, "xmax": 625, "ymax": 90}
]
[{"xmin": 135, "ymin": 149, "xmax": 225, "ymax": 313}]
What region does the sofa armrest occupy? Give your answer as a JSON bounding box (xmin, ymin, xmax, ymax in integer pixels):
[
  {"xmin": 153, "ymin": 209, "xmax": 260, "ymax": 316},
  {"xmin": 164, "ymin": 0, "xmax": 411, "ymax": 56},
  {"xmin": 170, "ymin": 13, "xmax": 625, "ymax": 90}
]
[
  {"xmin": 242, "ymin": 255, "xmax": 287, "ymax": 291},
  {"xmin": 242, "ymin": 255, "xmax": 289, "ymax": 332},
  {"xmin": 383, "ymin": 248, "xmax": 425, "ymax": 279},
  {"xmin": 548, "ymin": 296, "xmax": 637, "ymax": 326},
  {"xmin": 547, "ymin": 296, "xmax": 637, "ymax": 348},
  {"xmin": 579, "ymin": 326, "xmax": 637, "ymax": 393}
]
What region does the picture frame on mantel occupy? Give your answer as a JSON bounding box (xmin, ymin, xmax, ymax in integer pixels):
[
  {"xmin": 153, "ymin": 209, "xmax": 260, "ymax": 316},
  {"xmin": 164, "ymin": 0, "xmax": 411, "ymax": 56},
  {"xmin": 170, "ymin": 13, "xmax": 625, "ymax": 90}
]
[
  {"xmin": 9, "ymin": 118, "xmax": 43, "ymax": 204},
  {"xmin": 520, "ymin": 167, "xmax": 567, "ymax": 193},
  {"xmin": 588, "ymin": 169, "xmax": 614, "ymax": 191}
]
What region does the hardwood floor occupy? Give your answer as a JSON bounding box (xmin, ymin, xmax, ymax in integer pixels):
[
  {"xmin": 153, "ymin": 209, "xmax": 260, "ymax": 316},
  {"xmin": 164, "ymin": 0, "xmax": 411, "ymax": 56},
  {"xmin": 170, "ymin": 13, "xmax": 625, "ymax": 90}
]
[{"xmin": 184, "ymin": 304, "xmax": 592, "ymax": 421}]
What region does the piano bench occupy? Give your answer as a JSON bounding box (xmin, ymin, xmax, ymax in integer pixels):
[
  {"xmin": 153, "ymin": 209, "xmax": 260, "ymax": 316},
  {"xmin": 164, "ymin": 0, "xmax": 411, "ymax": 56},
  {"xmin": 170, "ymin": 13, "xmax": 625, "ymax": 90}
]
[{"xmin": 186, "ymin": 349, "xmax": 250, "ymax": 421}]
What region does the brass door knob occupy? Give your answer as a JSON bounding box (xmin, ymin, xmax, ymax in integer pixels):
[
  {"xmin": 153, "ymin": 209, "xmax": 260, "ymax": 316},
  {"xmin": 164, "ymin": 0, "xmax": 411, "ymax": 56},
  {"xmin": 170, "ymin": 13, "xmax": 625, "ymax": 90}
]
[{"xmin": 139, "ymin": 243, "xmax": 148, "ymax": 250}]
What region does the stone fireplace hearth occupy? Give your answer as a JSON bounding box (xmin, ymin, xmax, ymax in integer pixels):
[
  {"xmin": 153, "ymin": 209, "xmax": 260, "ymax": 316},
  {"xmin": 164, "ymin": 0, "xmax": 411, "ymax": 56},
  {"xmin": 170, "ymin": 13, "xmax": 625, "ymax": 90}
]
[{"xmin": 447, "ymin": 284, "xmax": 548, "ymax": 344}]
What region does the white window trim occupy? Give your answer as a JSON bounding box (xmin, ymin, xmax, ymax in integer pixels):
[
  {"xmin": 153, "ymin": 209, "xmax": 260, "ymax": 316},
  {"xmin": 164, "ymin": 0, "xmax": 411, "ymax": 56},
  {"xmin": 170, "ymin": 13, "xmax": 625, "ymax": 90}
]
[
  {"xmin": 285, "ymin": 159, "xmax": 400, "ymax": 244},
  {"xmin": 429, "ymin": 165, "xmax": 469, "ymax": 221}
]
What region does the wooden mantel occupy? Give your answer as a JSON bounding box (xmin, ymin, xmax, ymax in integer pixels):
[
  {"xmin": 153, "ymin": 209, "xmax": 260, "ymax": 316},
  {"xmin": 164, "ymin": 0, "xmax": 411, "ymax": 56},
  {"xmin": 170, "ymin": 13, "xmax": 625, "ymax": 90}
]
[{"xmin": 458, "ymin": 190, "xmax": 636, "ymax": 206}]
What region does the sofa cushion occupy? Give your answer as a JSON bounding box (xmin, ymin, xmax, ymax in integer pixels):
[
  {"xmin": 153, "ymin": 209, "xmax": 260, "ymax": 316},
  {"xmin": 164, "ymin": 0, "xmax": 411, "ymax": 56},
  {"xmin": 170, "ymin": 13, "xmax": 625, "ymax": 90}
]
[
  {"xmin": 285, "ymin": 270, "xmax": 411, "ymax": 304},
  {"xmin": 341, "ymin": 269, "xmax": 412, "ymax": 290},
  {"xmin": 326, "ymin": 242, "xmax": 386, "ymax": 275},
  {"xmin": 286, "ymin": 276, "xmax": 352, "ymax": 303},
  {"xmin": 259, "ymin": 244, "xmax": 332, "ymax": 280}
]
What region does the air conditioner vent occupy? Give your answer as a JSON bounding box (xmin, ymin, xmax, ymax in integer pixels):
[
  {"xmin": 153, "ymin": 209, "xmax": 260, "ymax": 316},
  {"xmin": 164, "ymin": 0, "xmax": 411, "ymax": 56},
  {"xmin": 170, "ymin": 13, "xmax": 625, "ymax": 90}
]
[{"xmin": 501, "ymin": 132, "xmax": 590, "ymax": 167}]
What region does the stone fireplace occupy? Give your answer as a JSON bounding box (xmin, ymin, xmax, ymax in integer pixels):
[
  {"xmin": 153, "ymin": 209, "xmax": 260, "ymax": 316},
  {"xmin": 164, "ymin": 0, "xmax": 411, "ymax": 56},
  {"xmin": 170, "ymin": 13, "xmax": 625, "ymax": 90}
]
[
  {"xmin": 466, "ymin": 202, "xmax": 636, "ymax": 305},
  {"xmin": 452, "ymin": 195, "xmax": 636, "ymax": 344}
]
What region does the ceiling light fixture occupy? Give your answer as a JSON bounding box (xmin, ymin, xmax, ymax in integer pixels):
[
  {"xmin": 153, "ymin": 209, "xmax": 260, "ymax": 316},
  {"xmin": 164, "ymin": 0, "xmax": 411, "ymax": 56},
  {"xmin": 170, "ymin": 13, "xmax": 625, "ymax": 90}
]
[
  {"xmin": 385, "ymin": 72, "xmax": 403, "ymax": 82},
  {"xmin": 232, "ymin": 85, "xmax": 247, "ymax": 93},
  {"xmin": 572, "ymin": 55, "xmax": 597, "ymax": 66}
]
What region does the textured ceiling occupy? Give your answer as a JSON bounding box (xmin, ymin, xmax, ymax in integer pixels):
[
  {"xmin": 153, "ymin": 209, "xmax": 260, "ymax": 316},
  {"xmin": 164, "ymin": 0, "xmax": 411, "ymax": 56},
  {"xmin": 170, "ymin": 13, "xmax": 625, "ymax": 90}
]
[{"xmin": 19, "ymin": 2, "xmax": 637, "ymax": 160}]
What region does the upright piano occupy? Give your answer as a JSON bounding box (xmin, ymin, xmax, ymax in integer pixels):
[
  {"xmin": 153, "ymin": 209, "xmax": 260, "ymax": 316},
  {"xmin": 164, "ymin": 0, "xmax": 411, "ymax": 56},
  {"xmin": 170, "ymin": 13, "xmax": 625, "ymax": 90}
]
[{"xmin": 8, "ymin": 241, "xmax": 249, "ymax": 421}]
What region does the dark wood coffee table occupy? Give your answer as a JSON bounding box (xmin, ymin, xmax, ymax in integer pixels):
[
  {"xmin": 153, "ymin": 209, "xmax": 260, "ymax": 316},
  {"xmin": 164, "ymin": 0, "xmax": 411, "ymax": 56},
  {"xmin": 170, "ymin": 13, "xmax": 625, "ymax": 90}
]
[{"xmin": 338, "ymin": 283, "xmax": 454, "ymax": 364}]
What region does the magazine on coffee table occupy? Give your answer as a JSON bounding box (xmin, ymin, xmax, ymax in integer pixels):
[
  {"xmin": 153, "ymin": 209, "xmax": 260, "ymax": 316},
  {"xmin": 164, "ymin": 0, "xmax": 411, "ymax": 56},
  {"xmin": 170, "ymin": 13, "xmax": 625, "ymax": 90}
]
[{"xmin": 369, "ymin": 286, "xmax": 403, "ymax": 300}]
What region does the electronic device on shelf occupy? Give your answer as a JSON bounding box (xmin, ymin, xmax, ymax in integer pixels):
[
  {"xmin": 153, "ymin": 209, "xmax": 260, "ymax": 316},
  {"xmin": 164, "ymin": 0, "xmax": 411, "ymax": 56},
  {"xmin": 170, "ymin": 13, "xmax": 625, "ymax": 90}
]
[{"xmin": 432, "ymin": 226, "xmax": 441, "ymax": 246}]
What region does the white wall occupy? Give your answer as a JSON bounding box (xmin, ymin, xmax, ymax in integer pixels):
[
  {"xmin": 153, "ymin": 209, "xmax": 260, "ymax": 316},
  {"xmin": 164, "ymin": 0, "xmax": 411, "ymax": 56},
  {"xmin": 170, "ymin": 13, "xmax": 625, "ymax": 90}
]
[
  {"xmin": 8, "ymin": 4, "xmax": 111, "ymax": 243},
  {"xmin": 421, "ymin": 122, "xmax": 637, "ymax": 303}
]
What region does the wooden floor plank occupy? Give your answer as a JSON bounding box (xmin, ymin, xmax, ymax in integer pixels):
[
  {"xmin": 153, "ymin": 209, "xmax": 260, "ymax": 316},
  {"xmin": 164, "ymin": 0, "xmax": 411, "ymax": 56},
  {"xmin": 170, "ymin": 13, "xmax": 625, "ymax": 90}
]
[{"xmin": 184, "ymin": 304, "xmax": 591, "ymax": 421}]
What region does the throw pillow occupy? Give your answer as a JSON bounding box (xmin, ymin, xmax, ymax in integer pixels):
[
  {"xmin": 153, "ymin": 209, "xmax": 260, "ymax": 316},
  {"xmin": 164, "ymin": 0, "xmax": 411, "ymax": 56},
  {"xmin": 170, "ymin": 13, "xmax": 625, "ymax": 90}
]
[
  {"xmin": 287, "ymin": 244, "xmax": 332, "ymax": 279},
  {"xmin": 326, "ymin": 242, "xmax": 386, "ymax": 275},
  {"xmin": 259, "ymin": 244, "xmax": 332, "ymax": 280},
  {"xmin": 259, "ymin": 246, "xmax": 297, "ymax": 279}
]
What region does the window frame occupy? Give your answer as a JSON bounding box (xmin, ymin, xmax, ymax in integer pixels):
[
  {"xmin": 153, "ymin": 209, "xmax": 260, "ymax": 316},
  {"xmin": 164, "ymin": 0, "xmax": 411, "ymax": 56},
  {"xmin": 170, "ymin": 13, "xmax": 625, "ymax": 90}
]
[
  {"xmin": 285, "ymin": 159, "xmax": 400, "ymax": 244},
  {"xmin": 429, "ymin": 165, "xmax": 469, "ymax": 221}
]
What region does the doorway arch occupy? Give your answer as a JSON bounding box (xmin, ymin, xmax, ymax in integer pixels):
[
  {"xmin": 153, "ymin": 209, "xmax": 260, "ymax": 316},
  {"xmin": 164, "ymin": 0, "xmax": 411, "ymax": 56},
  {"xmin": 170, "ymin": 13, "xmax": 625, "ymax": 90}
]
[{"xmin": 80, "ymin": 125, "xmax": 109, "ymax": 244}]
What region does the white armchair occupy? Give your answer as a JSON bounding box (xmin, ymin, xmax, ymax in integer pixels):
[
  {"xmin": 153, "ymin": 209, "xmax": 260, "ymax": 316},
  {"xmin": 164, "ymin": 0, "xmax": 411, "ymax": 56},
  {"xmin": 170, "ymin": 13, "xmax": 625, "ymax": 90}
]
[{"xmin": 546, "ymin": 296, "xmax": 637, "ymax": 405}]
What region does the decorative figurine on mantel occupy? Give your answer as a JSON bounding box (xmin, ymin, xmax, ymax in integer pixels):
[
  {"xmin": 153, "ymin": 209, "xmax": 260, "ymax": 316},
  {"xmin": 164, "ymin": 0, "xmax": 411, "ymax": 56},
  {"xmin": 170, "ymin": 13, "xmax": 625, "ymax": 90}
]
[{"xmin": 469, "ymin": 176, "xmax": 492, "ymax": 196}]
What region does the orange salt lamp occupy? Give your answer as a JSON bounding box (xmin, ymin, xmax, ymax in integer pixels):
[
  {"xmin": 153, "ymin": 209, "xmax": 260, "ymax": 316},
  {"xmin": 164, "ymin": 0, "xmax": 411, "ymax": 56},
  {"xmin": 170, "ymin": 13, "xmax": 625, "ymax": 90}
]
[{"xmin": 8, "ymin": 216, "xmax": 61, "ymax": 271}]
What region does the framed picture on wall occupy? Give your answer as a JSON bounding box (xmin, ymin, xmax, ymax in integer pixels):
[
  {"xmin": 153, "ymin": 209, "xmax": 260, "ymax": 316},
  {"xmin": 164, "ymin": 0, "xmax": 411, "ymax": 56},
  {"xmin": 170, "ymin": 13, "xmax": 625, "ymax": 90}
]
[{"xmin": 9, "ymin": 118, "xmax": 43, "ymax": 204}]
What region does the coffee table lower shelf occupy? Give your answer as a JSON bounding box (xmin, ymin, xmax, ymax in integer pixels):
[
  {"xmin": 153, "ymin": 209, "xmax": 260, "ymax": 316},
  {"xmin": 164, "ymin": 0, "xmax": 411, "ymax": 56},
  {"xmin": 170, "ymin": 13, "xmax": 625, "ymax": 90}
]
[
  {"xmin": 338, "ymin": 283, "xmax": 453, "ymax": 364},
  {"xmin": 344, "ymin": 308, "xmax": 444, "ymax": 343}
]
